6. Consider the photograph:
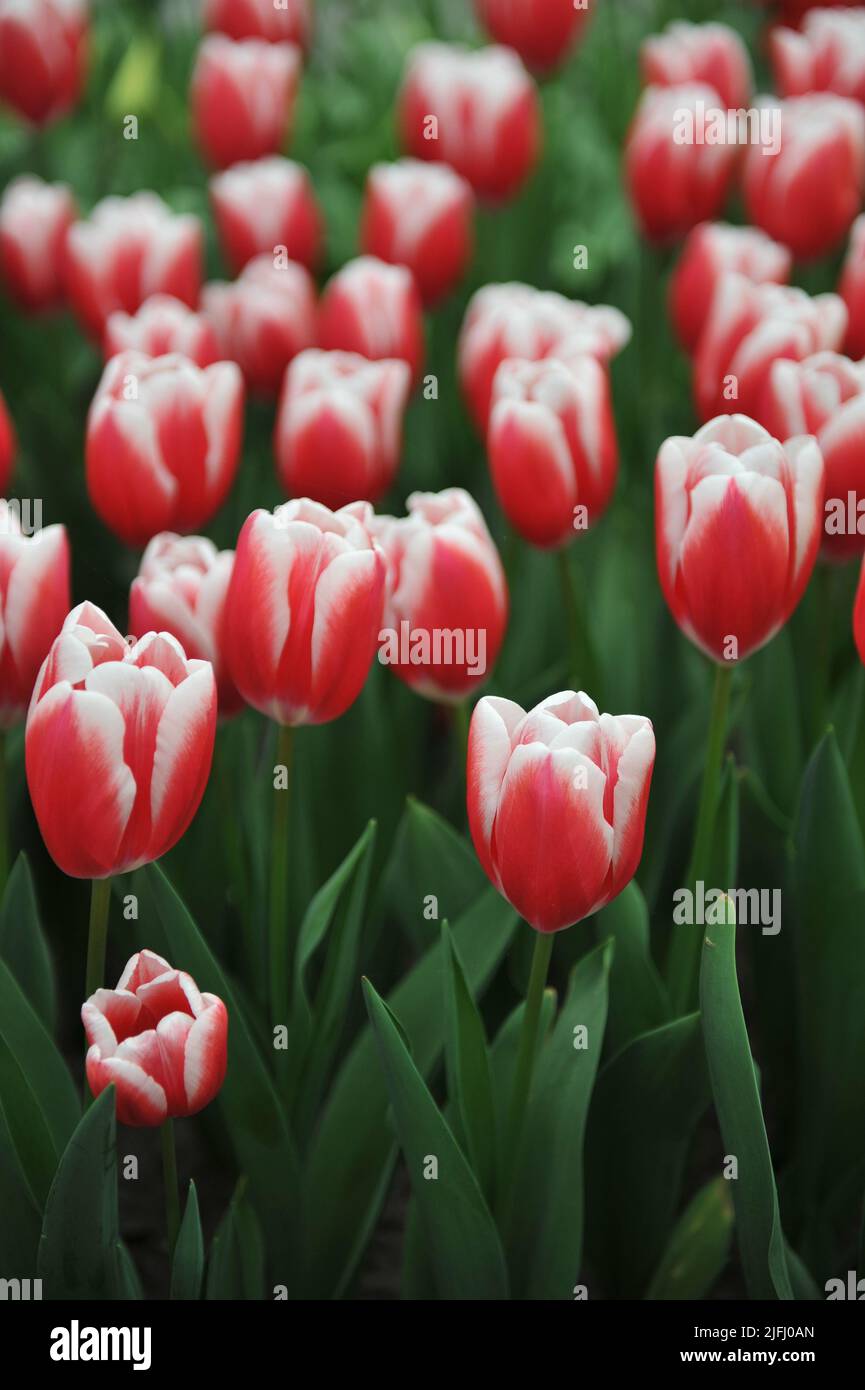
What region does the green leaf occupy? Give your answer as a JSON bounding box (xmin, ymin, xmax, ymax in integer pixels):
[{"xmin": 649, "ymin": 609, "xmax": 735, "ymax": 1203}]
[
  {"xmin": 363, "ymin": 977, "xmax": 508, "ymax": 1300},
  {"xmin": 206, "ymin": 1181, "xmax": 266, "ymax": 1301},
  {"xmin": 375, "ymin": 798, "xmax": 486, "ymax": 950},
  {"xmin": 646, "ymin": 1178, "xmax": 733, "ymax": 1300},
  {"xmin": 171, "ymin": 1181, "xmax": 204, "ymax": 1301},
  {"xmin": 0, "ymin": 854, "xmax": 56, "ymax": 1032},
  {"xmin": 0, "ymin": 955, "xmax": 79, "ymax": 1160},
  {"xmin": 745, "ymin": 628, "xmax": 802, "ymax": 816},
  {"xmin": 0, "ymin": 1102, "xmax": 41, "ymax": 1275},
  {"xmin": 489, "ymin": 990, "xmax": 557, "ymax": 1139},
  {"xmin": 706, "ymin": 755, "xmax": 740, "ymax": 890},
  {"xmin": 442, "ymin": 923, "xmax": 496, "ymax": 1198},
  {"xmin": 0, "ymin": 1031, "xmax": 58, "ymax": 1210},
  {"xmin": 594, "ymin": 881, "xmax": 668, "ymax": 1056}
]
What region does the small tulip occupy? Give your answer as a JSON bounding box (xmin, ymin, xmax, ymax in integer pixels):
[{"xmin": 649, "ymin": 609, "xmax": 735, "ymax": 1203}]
[
  {"xmin": 26, "ymin": 603, "xmax": 217, "ymax": 879},
  {"xmin": 0, "ymin": 175, "xmax": 76, "ymax": 313},
  {"xmin": 360, "ymin": 159, "xmax": 473, "ymax": 306},
  {"xmin": 203, "ymin": 0, "xmax": 311, "ymax": 48},
  {"xmin": 0, "ymin": 389, "xmax": 15, "ymax": 494},
  {"xmin": 190, "ymin": 35, "xmax": 301, "ymax": 170},
  {"xmin": 0, "ymin": 0, "xmax": 88, "ymax": 125},
  {"xmin": 82, "ymin": 950, "xmax": 227, "ymax": 1126},
  {"xmin": 318, "ymin": 256, "xmax": 425, "ymax": 386},
  {"xmin": 210, "ymin": 156, "xmax": 321, "ymax": 275},
  {"xmin": 838, "ymin": 214, "xmax": 865, "ymax": 359},
  {"xmin": 655, "ymin": 414, "xmax": 824, "ymax": 663},
  {"xmin": 274, "ymin": 349, "xmax": 411, "ymax": 509},
  {"xmin": 669, "ymin": 222, "xmax": 792, "ymax": 355},
  {"xmin": 771, "ymin": 9, "xmax": 865, "ymax": 105},
  {"xmin": 641, "ymin": 20, "xmax": 753, "ymax": 112},
  {"xmin": 202, "ymin": 253, "xmax": 316, "ymax": 396},
  {"xmin": 0, "ymin": 501, "xmax": 69, "ymax": 725},
  {"xmin": 474, "ymin": 0, "xmax": 590, "ymax": 74},
  {"xmin": 104, "ymin": 294, "xmax": 220, "ymax": 367}
]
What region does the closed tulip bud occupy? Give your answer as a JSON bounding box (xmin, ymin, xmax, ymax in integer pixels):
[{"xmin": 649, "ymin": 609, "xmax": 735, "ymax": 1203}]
[
  {"xmin": 0, "ymin": 389, "xmax": 15, "ymax": 494},
  {"xmin": 191, "ymin": 35, "xmax": 301, "ymax": 170},
  {"xmin": 838, "ymin": 214, "xmax": 865, "ymax": 358},
  {"xmin": 458, "ymin": 282, "xmax": 631, "ymax": 433},
  {"xmin": 694, "ymin": 274, "xmax": 847, "ymax": 423},
  {"xmin": 360, "ymin": 159, "xmax": 473, "ymax": 306},
  {"xmin": 0, "ymin": 175, "xmax": 76, "ymax": 313},
  {"xmin": 0, "ymin": 0, "xmax": 87, "ymax": 125},
  {"xmin": 669, "ymin": 222, "xmax": 792, "ymax": 355},
  {"xmin": 474, "ymin": 0, "xmax": 590, "ymax": 74},
  {"xmin": 655, "ymin": 414, "xmax": 824, "ymax": 663},
  {"xmin": 467, "ymin": 690, "xmax": 655, "ymax": 933},
  {"xmin": 318, "ymin": 256, "xmax": 425, "ymax": 386},
  {"xmin": 210, "ymin": 156, "xmax": 321, "ymax": 275},
  {"xmin": 743, "ymin": 94, "xmax": 865, "ymax": 261},
  {"xmin": 64, "ymin": 193, "xmax": 203, "ymax": 340},
  {"xmin": 488, "ymin": 355, "xmax": 618, "ymax": 549},
  {"xmin": 82, "ymin": 951, "xmax": 227, "ymax": 1127},
  {"xmin": 26, "ymin": 603, "xmax": 217, "ymax": 879},
  {"xmin": 398, "ymin": 42, "xmax": 541, "ymax": 203},
  {"xmin": 771, "ymin": 9, "xmax": 865, "ymax": 104},
  {"xmin": 104, "ymin": 294, "xmax": 220, "ymax": 367},
  {"xmin": 370, "ymin": 488, "xmax": 508, "ymax": 702},
  {"xmin": 0, "ymin": 502, "xmax": 69, "ymax": 725},
  {"xmin": 86, "ymin": 351, "xmax": 244, "ymax": 548},
  {"xmin": 129, "ymin": 533, "xmax": 243, "ymax": 716},
  {"xmin": 202, "ymin": 254, "xmax": 316, "ymax": 396},
  {"xmin": 223, "ymin": 499, "xmax": 386, "ymax": 726},
  {"xmin": 274, "ymin": 349, "xmax": 411, "ymax": 509},
  {"xmin": 203, "ymin": 0, "xmax": 311, "ymax": 48},
  {"xmin": 641, "ymin": 20, "xmax": 753, "ymax": 112}
]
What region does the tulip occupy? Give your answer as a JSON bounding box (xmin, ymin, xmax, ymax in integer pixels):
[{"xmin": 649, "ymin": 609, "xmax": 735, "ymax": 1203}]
[
  {"xmin": 104, "ymin": 294, "xmax": 220, "ymax": 367},
  {"xmin": 274, "ymin": 348, "xmax": 411, "ymax": 509},
  {"xmin": 318, "ymin": 256, "xmax": 425, "ymax": 386},
  {"xmin": 202, "ymin": 253, "xmax": 316, "ymax": 396},
  {"xmin": 210, "ymin": 156, "xmax": 321, "ymax": 275},
  {"xmin": 771, "ymin": 8, "xmax": 865, "ymax": 105},
  {"xmin": 0, "ymin": 175, "xmax": 76, "ymax": 313},
  {"xmin": 64, "ymin": 192, "xmax": 203, "ymax": 340},
  {"xmin": 85, "ymin": 351, "xmax": 244, "ymax": 547},
  {"xmin": 838, "ymin": 214, "xmax": 865, "ymax": 359},
  {"xmin": 369, "ymin": 488, "xmax": 508, "ymax": 702},
  {"xmin": 360, "ymin": 159, "xmax": 473, "ymax": 306},
  {"xmin": 398, "ymin": 42, "xmax": 541, "ymax": 202},
  {"xmin": 669, "ymin": 222, "xmax": 792, "ymax": 355},
  {"xmin": 0, "ymin": 389, "xmax": 14, "ymax": 495},
  {"xmin": 129, "ymin": 534, "xmax": 242, "ymax": 716},
  {"xmin": 743, "ymin": 94, "xmax": 865, "ymax": 261},
  {"xmin": 0, "ymin": 501, "xmax": 69, "ymax": 728},
  {"xmin": 488, "ymin": 355, "xmax": 618, "ymax": 548},
  {"xmin": 0, "ymin": 0, "xmax": 87, "ymax": 125},
  {"xmin": 474, "ymin": 0, "xmax": 590, "ymax": 73},
  {"xmin": 203, "ymin": 0, "xmax": 311, "ymax": 48},
  {"xmin": 694, "ymin": 274, "xmax": 847, "ymax": 423},
  {"xmin": 82, "ymin": 950, "xmax": 227, "ymax": 1127},
  {"xmin": 641, "ymin": 20, "xmax": 753, "ymax": 112},
  {"xmin": 190, "ymin": 35, "xmax": 301, "ymax": 170},
  {"xmin": 459, "ymin": 282, "xmax": 631, "ymax": 433}
]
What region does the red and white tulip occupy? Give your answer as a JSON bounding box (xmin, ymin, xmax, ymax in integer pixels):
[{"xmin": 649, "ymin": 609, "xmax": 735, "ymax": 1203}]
[
  {"xmin": 104, "ymin": 295, "xmax": 220, "ymax": 367},
  {"xmin": 640, "ymin": 20, "xmax": 753, "ymax": 112},
  {"xmin": 669, "ymin": 222, "xmax": 792, "ymax": 355},
  {"xmin": 210, "ymin": 156, "xmax": 321, "ymax": 275},
  {"xmin": 771, "ymin": 8, "xmax": 865, "ymax": 105},
  {"xmin": 474, "ymin": 0, "xmax": 590, "ymax": 74},
  {"xmin": 0, "ymin": 501, "xmax": 69, "ymax": 726},
  {"xmin": 190, "ymin": 35, "xmax": 301, "ymax": 170},
  {"xmin": 202, "ymin": 253, "xmax": 316, "ymax": 396},
  {"xmin": 838, "ymin": 213, "xmax": 865, "ymax": 358},
  {"xmin": 360, "ymin": 159, "xmax": 473, "ymax": 306},
  {"xmin": 0, "ymin": 0, "xmax": 88, "ymax": 125},
  {"xmin": 203, "ymin": 0, "xmax": 311, "ymax": 48},
  {"xmin": 318, "ymin": 256, "xmax": 425, "ymax": 386},
  {"xmin": 0, "ymin": 175, "xmax": 76, "ymax": 313}
]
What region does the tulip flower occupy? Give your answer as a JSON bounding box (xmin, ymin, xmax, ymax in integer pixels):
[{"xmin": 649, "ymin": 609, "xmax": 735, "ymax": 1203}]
[
  {"xmin": 641, "ymin": 20, "xmax": 753, "ymax": 112},
  {"xmin": 274, "ymin": 349, "xmax": 411, "ymax": 509},
  {"xmin": 210, "ymin": 156, "xmax": 321, "ymax": 275},
  {"xmin": 669, "ymin": 222, "xmax": 792, "ymax": 355},
  {"xmin": 129, "ymin": 534, "xmax": 242, "ymax": 716},
  {"xmin": 474, "ymin": 0, "xmax": 590, "ymax": 74},
  {"xmin": 369, "ymin": 488, "xmax": 508, "ymax": 702},
  {"xmin": 190, "ymin": 35, "xmax": 301, "ymax": 170},
  {"xmin": 104, "ymin": 295, "xmax": 220, "ymax": 367},
  {"xmin": 202, "ymin": 253, "xmax": 316, "ymax": 396},
  {"xmin": 0, "ymin": 0, "xmax": 88, "ymax": 125},
  {"xmin": 0, "ymin": 389, "xmax": 14, "ymax": 495},
  {"xmin": 0, "ymin": 501, "xmax": 69, "ymax": 728},
  {"xmin": 203, "ymin": 0, "xmax": 311, "ymax": 48},
  {"xmin": 838, "ymin": 214, "xmax": 865, "ymax": 359},
  {"xmin": 398, "ymin": 42, "xmax": 541, "ymax": 202},
  {"xmin": 488, "ymin": 354, "xmax": 618, "ymax": 549},
  {"xmin": 0, "ymin": 175, "xmax": 76, "ymax": 313},
  {"xmin": 743, "ymin": 94, "xmax": 865, "ymax": 261},
  {"xmin": 360, "ymin": 159, "xmax": 474, "ymax": 306},
  {"xmin": 318, "ymin": 256, "xmax": 425, "ymax": 386},
  {"xmin": 85, "ymin": 351, "xmax": 244, "ymax": 547},
  {"xmin": 771, "ymin": 8, "xmax": 865, "ymax": 104},
  {"xmin": 64, "ymin": 193, "xmax": 203, "ymax": 340},
  {"xmin": 459, "ymin": 282, "xmax": 631, "ymax": 433}
]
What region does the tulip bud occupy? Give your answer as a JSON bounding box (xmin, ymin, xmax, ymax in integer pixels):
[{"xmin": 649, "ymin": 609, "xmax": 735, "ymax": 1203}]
[
  {"xmin": 274, "ymin": 349, "xmax": 411, "ymax": 509},
  {"xmin": 82, "ymin": 950, "xmax": 227, "ymax": 1127},
  {"xmin": 202, "ymin": 253, "xmax": 316, "ymax": 396},
  {"xmin": 0, "ymin": 501, "xmax": 69, "ymax": 725},
  {"xmin": 0, "ymin": 0, "xmax": 88, "ymax": 125},
  {"xmin": 838, "ymin": 214, "xmax": 865, "ymax": 359},
  {"xmin": 360, "ymin": 159, "xmax": 473, "ymax": 306},
  {"xmin": 86, "ymin": 351, "xmax": 244, "ymax": 548},
  {"xmin": 26, "ymin": 603, "xmax": 217, "ymax": 879},
  {"xmin": 771, "ymin": 9, "xmax": 865, "ymax": 104},
  {"xmin": 129, "ymin": 533, "xmax": 243, "ymax": 716},
  {"xmin": 669, "ymin": 222, "xmax": 792, "ymax": 355},
  {"xmin": 641, "ymin": 20, "xmax": 753, "ymax": 111},
  {"xmin": 223, "ymin": 499, "xmax": 386, "ymax": 726},
  {"xmin": 64, "ymin": 192, "xmax": 203, "ymax": 340},
  {"xmin": 458, "ymin": 282, "xmax": 631, "ymax": 433},
  {"xmin": 104, "ymin": 294, "xmax": 220, "ymax": 367},
  {"xmin": 203, "ymin": 0, "xmax": 311, "ymax": 48},
  {"xmin": 0, "ymin": 389, "xmax": 15, "ymax": 494},
  {"xmin": 0, "ymin": 175, "xmax": 76, "ymax": 313},
  {"xmin": 488, "ymin": 355, "xmax": 618, "ymax": 549},
  {"xmin": 743, "ymin": 94, "xmax": 865, "ymax": 261},
  {"xmin": 398, "ymin": 42, "xmax": 541, "ymax": 202},
  {"xmin": 655, "ymin": 414, "xmax": 824, "ymax": 663},
  {"xmin": 474, "ymin": 0, "xmax": 590, "ymax": 74},
  {"xmin": 190, "ymin": 35, "xmax": 301, "ymax": 170},
  {"xmin": 318, "ymin": 256, "xmax": 425, "ymax": 386},
  {"xmin": 210, "ymin": 156, "xmax": 321, "ymax": 275},
  {"xmin": 467, "ymin": 690, "xmax": 655, "ymax": 933}
]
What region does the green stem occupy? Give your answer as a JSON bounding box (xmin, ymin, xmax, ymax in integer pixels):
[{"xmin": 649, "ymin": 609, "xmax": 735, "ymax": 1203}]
[
  {"xmin": 453, "ymin": 700, "xmax": 470, "ymax": 763},
  {"xmin": 557, "ymin": 547, "xmax": 600, "ymax": 698},
  {"xmin": 0, "ymin": 730, "xmax": 8, "ymax": 901},
  {"xmin": 161, "ymin": 1119, "xmax": 180, "ymax": 1263},
  {"xmin": 269, "ymin": 723, "xmax": 294, "ymax": 1037},
  {"xmin": 85, "ymin": 876, "xmax": 112, "ymax": 999},
  {"xmin": 499, "ymin": 928, "xmax": 554, "ymax": 1219}
]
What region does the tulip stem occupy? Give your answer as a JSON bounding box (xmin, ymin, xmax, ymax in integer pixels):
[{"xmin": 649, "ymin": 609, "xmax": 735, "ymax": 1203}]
[
  {"xmin": 85, "ymin": 877, "xmax": 112, "ymax": 999},
  {"xmin": 557, "ymin": 548, "xmax": 600, "ymax": 699},
  {"xmin": 269, "ymin": 723, "xmax": 294, "ymax": 1042},
  {"xmin": 499, "ymin": 928, "xmax": 554, "ymax": 1221},
  {"xmin": 161, "ymin": 1119, "xmax": 180, "ymax": 1264}
]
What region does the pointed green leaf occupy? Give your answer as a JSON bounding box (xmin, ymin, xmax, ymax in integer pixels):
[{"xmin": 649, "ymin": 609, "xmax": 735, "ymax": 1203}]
[
  {"xmin": 206, "ymin": 1181, "xmax": 265, "ymax": 1300},
  {"xmin": 442, "ymin": 922, "xmax": 496, "ymax": 1198},
  {"xmin": 0, "ymin": 955, "xmax": 79, "ymax": 1159},
  {"xmin": 171, "ymin": 1181, "xmax": 204, "ymax": 1301},
  {"xmin": 646, "ymin": 1178, "xmax": 733, "ymax": 1300},
  {"xmin": 595, "ymin": 881, "xmax": 668, "ymax": 1056},
  {"xmin": 0, "ymin": 854, "xmax": 55, "ymax": 1031}
]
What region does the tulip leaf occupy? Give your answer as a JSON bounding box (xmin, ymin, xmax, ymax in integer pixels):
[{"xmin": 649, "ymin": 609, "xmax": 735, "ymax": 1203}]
[
  {"xmin": 375, "ymin": 798, "xmax": 486, "ymax": 951},
  {"xmin": 0, "ymin": 1100, "xmax": 42, "ymax": 1275},
  {"xmin": 206, "ymin": 1180, "xmax": 266, "ymax": 1301},
  {"xmin": 363, "ymin": 977, "xmax": 509, "ymax": 1299},
  {"xmin": 594, "ymin": 880, "xmax": 668, "ymax": 1056},
  {"xmin": 745, "ymin": 628, "xmax": 802, "ymax": 817},
  {"xmin": 442, "ymin": 922, "xmax": 497, "ymax": 1199},
  {"xmin": 489, "ymin": 990, "xmax": 557, "ymax": 1138},
  {"xmin": 646, "ymin": 1177, "xmax": 733, "ymax": 1300},
  {"xmin": 0, "ymin": 853, "xmax": 56, "ymax": 1032},
  {"xmin": 171, "ymin": 1181, "xmax": 204, "ymax": 1301},
  {"xmin": 0, "ymin": 955, "xmax": 79, "ymax": 1160},
  {"xmin": 0, "ymin": 1031, "xmax": 58, "ymax": 1211}
]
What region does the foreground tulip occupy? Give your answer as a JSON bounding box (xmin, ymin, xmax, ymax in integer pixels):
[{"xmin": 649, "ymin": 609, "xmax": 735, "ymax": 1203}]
[
  {"xmin": 0, "ymin": 175, "xmax": 76, "ymax": 313},
  {"xmin": 0, "ymin": 390, "xmax": 14, "ymax": 494},
  {"xmin": 0, "ymin": 0, "xmax": 88, "ymax": 125},
  {"xmin": 399, "ymin": 42, "xmax": 541, "ymax": 202},
  {"xmin": 771, "ymin": 8, "xmax": 865, "ymax": 104},
  {"xmin": 274, "ymin": 349, "xmax": 411, "ymax": 508},
  {"xmin": 0, "ymin": 501, "xmax": 69, "ymax": 728},
  {"xmin": 190, "ymin": 35, "xmax": 301, "ymax": 169},
  {"xmin": 640, "ymin": 20, "xmax": 753, "ymax": 112},
  {"xmin": 838, "ymin": 214, "xmax": 865, "ymax": 359},
  {"xmin": 104, "ymin": 294, "xmax": 220, "ymax": 367},
  {"xmin": 203, "ymin": 0, "xmax": 311, "ymax": 48},
  {"xmin": 86, "ymin": 351, "xmax": 244, "ymax": 547},
  {"xmin": 64, "ymin": 193, "xmax": 203, "ymax": 340},
  {"xmin": 318, "ymin": 256, "xmax": 425, "ymax": 385},
  {"xmin": 369, "ymin": 488, "xmax": 508, "ymax": 702},
  {"xmin": 474, "ymin": 0, "xmax": 590, "ymax": 73},
  {"xmin": 210, "ymin": 156, "xmax": 321, "ymax": 274},
  {"xmin": 202, "ymin": 254, "xmax": 316, "ymax": 396},
  {"xmin": 360, "ymin": 159, "xmax": 473, "ymax": 306},
  {"xmin": 669, "ymin": 222, "xmax": 792, "ymax": 355}
]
